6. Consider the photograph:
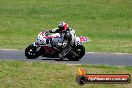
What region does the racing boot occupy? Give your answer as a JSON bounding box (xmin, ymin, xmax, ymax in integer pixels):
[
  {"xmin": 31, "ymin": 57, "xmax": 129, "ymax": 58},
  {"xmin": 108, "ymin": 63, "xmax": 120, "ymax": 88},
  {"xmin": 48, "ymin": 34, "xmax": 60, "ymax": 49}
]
[{"xmin": 59, "ymin": 46, "xmax": 71, "ymax": 60}]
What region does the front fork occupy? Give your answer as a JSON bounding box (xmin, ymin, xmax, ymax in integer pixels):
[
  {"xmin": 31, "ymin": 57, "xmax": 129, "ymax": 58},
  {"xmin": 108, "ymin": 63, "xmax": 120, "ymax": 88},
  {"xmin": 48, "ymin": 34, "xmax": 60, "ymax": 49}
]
[{"xmin": 32, "ymin": 42, "xmax": 41, "ymax": 52}]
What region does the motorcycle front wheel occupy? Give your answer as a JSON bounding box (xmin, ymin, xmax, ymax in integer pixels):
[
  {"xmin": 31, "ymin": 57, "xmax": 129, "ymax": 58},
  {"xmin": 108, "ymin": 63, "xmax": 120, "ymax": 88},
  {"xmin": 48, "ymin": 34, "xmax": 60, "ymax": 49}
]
[
  {"xmin": 25, "ymin": 44, "xmax": 41, "ymax": 59},
  {"xmin": 67, "ymin": 45, "xmax": 85, "ymax": 61}
]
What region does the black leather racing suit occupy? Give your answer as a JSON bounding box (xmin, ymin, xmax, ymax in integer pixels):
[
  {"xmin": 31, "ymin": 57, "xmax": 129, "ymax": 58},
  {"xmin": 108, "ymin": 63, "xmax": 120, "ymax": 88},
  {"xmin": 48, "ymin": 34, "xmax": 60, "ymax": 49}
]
[{"xmin": 46, "ymin": 28, "xmax": 76, "ymax": 59}]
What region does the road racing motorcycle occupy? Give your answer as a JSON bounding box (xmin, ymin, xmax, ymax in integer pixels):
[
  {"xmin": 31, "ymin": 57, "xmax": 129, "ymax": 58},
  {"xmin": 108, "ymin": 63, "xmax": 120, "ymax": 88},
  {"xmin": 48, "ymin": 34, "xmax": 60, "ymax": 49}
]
[{"xmin": 25, "ymin": 31, "xmax": 89, "ymax": 61}]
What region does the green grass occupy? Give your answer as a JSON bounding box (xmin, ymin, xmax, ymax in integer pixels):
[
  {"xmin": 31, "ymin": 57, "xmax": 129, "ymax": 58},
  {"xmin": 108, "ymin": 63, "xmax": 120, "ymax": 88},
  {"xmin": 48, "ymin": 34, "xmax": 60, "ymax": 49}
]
[
  {"xmin": 0, "ymin": 60, "xmax": 131, "ymax": 88},
  {"xmin": 0, "ymin": 0, "xmax": 132, "ymax": 53}
]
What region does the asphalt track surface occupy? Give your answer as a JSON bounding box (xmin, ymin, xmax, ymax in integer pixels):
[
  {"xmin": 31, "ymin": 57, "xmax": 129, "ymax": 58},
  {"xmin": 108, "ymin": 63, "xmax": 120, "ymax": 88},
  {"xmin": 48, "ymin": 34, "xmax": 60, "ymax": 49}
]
[{"xmin": 0, "ymin": 50, "xmax": 132, "ymax": 66}]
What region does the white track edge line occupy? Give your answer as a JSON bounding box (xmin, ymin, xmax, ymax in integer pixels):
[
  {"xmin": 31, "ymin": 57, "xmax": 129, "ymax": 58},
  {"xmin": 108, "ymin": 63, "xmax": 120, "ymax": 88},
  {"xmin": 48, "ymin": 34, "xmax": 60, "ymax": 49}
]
[{"xmin": 0, "ymin": 49, "xmax": 131, "ymax": 55}]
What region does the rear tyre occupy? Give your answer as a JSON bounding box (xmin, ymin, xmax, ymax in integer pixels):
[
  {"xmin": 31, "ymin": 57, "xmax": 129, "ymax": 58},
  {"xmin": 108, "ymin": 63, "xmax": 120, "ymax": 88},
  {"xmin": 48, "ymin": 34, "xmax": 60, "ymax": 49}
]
[
  {"xmin": 25, "ymin": 44, "xmax": 40, "ymax": 59},
  {"xmin": 68, "ymin": 45, "xmax": 85, "ymax": 61}
]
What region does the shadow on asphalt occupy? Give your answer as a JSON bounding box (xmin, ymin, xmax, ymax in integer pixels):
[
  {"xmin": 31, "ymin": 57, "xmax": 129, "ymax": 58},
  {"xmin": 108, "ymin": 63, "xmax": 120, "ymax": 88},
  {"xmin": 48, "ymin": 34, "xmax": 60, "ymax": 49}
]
[
  {"xmin": 26, "ymin": 57, "xmax": 71, "ymax": 61},
  {"xmin": 41, "ymin": 58, "xmax": 70, "ymax": 61}
]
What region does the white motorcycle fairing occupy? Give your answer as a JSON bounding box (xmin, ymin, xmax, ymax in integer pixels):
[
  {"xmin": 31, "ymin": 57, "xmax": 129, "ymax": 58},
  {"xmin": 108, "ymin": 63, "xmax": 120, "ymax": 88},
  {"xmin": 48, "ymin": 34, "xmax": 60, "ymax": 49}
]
[
  {"xmin": 33, "ymin": 31, "xmax": 89, "ymax": 47},
  {"xmin": 33, "ymin": 32, "xmax": 64, "ymax": 47}
]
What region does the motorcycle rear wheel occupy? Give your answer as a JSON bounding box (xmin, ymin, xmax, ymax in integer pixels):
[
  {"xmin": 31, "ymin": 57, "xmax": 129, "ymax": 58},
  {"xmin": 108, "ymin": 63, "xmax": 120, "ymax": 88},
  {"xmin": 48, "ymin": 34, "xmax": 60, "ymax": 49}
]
[{"xmin": 25, "ymin": 44, "xmax": 40, "ymax": 59}]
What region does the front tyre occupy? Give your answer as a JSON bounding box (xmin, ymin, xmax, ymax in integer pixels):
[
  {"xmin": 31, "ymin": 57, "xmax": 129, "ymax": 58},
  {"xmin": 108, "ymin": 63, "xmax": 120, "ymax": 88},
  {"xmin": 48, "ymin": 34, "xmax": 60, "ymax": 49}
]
[
  {"xmin": 25, "ymin": 44, "xmax": 40, "ymax": 59},
  {"xmin": 68, "ymin": 45, "xmax": 85, "ymax": 61}
]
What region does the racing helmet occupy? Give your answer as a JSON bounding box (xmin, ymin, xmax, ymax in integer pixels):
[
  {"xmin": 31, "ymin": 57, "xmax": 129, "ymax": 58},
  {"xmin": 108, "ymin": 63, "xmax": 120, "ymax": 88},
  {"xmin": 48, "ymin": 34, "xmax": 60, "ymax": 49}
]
[{"xmin": 58, "ymin": 22, "xmax": 69, "ymax": 32}]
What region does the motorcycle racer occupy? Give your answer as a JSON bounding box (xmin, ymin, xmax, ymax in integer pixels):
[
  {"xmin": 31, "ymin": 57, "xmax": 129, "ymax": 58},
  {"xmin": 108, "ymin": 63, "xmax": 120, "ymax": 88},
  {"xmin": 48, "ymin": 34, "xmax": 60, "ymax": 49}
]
[
  {"xmin": 25, "ymin": 22, "xmax": 89, "ymax": 60},
  {"xmin": 45, "ymin": 22, "xmax": 76, "ymax": 59}
]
